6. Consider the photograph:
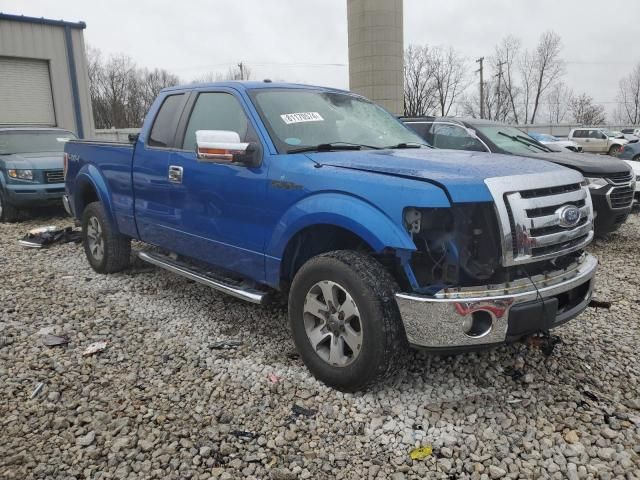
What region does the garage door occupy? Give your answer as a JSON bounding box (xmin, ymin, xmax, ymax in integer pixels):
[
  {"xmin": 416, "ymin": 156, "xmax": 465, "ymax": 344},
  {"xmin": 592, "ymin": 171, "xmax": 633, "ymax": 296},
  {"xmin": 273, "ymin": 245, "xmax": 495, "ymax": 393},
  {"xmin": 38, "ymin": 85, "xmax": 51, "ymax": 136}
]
[{"xmin": 0, "ymin": 57, "xmax": 56, "ymax": 126}]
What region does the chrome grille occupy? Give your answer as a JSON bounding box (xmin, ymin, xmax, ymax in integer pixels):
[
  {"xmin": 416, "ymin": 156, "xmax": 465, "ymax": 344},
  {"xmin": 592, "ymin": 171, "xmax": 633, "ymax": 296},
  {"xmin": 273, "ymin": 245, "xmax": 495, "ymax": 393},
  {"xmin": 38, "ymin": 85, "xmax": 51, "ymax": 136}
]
[
  {"xmin": 45, "ymin": 170, "xmax": 64, "ymax": 183},
  {"xmin": 606, "ymin": 171, "xmax": 633, "ymax": 184},
  {"xmin": 485, "ymin": 172, "xmax": 594, "ymax": 266},
  {"xmin": 607, "ymin": 185, "xmax": 634, "ymax": 209}
]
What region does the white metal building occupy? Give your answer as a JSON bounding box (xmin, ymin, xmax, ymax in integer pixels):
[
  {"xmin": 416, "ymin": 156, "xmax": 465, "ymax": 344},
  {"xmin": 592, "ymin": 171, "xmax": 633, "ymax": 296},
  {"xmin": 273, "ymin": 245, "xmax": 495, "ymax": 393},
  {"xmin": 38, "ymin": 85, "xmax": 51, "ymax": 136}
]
[{"xmin": 0, "ymin": 13, "xmax": 94, "ymax": 138}]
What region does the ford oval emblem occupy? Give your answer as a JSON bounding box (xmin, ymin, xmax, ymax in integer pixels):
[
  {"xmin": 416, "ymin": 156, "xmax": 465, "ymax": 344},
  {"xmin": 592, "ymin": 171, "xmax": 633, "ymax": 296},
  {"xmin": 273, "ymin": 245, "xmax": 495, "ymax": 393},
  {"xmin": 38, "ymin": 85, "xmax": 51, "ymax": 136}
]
[{"xmin": 556, "ymin": 205, "xmax": 581, "ymax": 228}]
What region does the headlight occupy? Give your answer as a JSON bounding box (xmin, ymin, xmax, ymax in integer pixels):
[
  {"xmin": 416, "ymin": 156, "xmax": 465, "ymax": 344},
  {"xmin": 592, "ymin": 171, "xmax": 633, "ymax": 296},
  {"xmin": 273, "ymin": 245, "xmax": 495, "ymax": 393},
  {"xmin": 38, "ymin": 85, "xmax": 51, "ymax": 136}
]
[
  {"xmin": 7, "ymin": 169, "xmax": 34, "ymax": 180},
  {"xmin": 584, "ymin": 177, "xmax": 608, "ymax": 190}
]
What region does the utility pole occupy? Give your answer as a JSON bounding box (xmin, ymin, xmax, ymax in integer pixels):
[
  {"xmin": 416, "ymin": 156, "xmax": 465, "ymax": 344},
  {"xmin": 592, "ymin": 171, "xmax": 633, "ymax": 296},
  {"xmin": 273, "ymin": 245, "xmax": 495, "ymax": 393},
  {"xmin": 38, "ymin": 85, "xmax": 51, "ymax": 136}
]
[
  {"xmin": 238, "ymin": 62, "xmax": 244, "ymax": 80},
  {"xmin": 476, "ymin": 57, "xmax": 484, "ymax": 119},
  {"xmin": 495, "ymin": 61, "xmax": 507, "ymax": 120}
]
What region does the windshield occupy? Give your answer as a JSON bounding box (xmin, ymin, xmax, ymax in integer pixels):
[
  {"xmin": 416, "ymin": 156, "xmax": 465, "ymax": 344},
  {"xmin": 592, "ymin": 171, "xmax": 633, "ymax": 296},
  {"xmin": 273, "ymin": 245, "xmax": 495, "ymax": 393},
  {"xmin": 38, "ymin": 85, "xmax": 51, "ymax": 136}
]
[
  {"xmin": 249, "ymin": 89, "xmax": 426, "ymax": 153},
  {"xmin": 0, "ymin": 131, "xmax": 77, "ymax": 155},
  {"xmin": 476, "ymin": 125, "xmax": 549, "ymax": 155}
]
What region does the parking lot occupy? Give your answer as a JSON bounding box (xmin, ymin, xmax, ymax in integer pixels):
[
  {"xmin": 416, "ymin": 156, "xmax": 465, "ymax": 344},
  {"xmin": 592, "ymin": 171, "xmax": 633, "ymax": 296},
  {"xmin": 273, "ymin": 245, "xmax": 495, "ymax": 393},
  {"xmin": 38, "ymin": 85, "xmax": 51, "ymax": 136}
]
[{"xmin": 0, "ymin": 210, "xmax": 638, "ymax": 479}]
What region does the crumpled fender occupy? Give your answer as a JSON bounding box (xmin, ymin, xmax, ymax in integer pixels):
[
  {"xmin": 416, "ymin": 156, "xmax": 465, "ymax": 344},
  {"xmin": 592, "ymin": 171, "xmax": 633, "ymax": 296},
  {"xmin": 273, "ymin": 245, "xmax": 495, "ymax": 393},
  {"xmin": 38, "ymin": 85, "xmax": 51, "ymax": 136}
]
[{"xmin": 266, "ymin": 192, "xmax": 416, "ymax": 259}]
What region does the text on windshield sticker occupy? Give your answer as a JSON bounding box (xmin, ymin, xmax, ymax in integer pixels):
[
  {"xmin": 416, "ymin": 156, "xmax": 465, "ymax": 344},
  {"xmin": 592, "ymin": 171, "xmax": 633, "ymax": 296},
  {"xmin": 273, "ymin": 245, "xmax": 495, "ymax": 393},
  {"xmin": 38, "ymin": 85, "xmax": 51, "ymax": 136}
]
[{"xmin": 280, "ymin": 112, "xmax": 324, "ymax": 125}]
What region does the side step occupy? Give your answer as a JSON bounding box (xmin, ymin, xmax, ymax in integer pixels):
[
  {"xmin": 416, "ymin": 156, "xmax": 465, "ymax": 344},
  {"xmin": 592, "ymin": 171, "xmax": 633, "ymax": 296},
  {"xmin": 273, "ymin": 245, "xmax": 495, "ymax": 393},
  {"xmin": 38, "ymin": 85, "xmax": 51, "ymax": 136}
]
[{"xmin": 138, "ymin": 251, "xmax": 269, "ymax": 304}]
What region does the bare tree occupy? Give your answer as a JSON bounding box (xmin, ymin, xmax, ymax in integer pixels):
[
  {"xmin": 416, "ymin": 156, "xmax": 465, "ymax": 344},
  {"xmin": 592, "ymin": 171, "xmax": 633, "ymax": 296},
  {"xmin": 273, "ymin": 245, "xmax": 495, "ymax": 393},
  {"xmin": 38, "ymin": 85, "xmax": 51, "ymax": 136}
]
[
  {"xmin": 569, "ymin": 93, "xmax": 606, "ymax": 125},
  {"xmin": 403, "ymin": 45, "xmax": 437, "ymax": 116},
  {"xmin": 545, "ymin": 82, "xmax": 573, "ymax": 124},
  {"xmin": 616, "ymin": 63, "xmax": 640, "ymax": 125},
  {"xmin": 528, "ymin": 31, "xmax": 565, "ymax": 124},
  {"xmin": 87, "ymin": 46, "xmax": 180, "ymax": 129},
  {"xmin": 192, "ymin": 63, "xmax": 253, "ymax": 84},
  {"xmin": 431, "ymin": 46, "xmax": 468, "ymax": 116},
  {"xmin": 495, "ymin": 36, "xmax": 522, "ymax": 124}
]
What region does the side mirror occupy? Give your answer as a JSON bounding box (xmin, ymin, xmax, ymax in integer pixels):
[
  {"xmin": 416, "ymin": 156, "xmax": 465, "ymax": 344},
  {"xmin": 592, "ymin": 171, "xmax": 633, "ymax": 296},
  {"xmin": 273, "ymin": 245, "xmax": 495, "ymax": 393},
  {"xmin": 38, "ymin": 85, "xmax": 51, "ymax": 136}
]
[{"xmin": 196, "ymin": 130, "xmax": 251, "ymax": 164}]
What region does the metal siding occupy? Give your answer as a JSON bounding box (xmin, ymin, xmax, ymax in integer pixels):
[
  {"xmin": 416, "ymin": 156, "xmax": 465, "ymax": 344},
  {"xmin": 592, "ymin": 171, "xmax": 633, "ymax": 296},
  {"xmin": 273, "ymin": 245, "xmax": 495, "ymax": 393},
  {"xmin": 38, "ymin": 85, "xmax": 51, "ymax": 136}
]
[
  {"xmin": 0, "ymin": 57, "xmax": 56, "ymax": 125},
  {"xmin": 0, "ymin": 18, "xmax": 92, "ymax": 135}
]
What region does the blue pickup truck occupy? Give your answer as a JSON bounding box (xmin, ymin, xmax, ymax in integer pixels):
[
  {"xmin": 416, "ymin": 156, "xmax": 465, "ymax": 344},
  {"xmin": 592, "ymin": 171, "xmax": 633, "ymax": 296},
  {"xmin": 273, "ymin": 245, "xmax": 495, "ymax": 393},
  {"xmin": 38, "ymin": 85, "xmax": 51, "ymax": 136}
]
[{"xmin": 64, "ymin": 82, "xmax": 598, "ymax": 390}]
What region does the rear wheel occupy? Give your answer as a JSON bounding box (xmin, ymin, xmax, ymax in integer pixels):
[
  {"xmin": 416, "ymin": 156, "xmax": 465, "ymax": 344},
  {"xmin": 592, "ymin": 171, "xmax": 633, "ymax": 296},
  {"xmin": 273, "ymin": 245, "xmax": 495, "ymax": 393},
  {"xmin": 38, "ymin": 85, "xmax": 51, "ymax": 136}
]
[
  {"xmin": 82, "ymin": 201, "xmax": 131, "ymax": 273},
  {"xmin": 0, "ymin": 189, "xmax": 19, "ymax": 223},
  {"xmin": 608, "ymin": 145, "xmax": 622, "ymax": 156},
  {"xmin": 288, "ymin": 250, "xmax": 406, "ymax": 391}
]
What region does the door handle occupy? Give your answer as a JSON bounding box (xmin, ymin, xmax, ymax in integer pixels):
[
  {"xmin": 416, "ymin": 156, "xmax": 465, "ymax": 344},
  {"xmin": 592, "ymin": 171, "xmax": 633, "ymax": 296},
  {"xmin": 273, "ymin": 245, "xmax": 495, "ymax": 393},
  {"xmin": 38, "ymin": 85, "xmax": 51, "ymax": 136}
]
[{"xmin": 168, "ymin": 165, "xmax": 183, "ymax": 184}]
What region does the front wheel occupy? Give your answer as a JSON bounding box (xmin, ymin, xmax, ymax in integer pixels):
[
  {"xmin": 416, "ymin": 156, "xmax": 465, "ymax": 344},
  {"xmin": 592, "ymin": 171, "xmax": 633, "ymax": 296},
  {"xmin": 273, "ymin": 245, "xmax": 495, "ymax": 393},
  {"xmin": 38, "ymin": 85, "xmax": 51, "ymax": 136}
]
[
  {"xmin": 608, "ymin": 145, "xmax": 622, "ymax": 156},
  {"xmin": 288, "ymin": 250, "xmax": 406, "ymax": 391},
  {"xmin": 82, "ymin": 201, "xmax": 131, "ymax": 273}
]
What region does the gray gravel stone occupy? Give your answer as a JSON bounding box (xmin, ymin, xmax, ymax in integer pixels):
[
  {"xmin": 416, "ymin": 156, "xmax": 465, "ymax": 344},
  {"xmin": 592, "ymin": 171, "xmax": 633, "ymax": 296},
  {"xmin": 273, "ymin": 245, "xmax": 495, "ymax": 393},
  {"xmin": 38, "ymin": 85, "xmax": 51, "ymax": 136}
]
[{"xmin": 1, "ymin": 212, "xmax": 640, "ymax": 479}]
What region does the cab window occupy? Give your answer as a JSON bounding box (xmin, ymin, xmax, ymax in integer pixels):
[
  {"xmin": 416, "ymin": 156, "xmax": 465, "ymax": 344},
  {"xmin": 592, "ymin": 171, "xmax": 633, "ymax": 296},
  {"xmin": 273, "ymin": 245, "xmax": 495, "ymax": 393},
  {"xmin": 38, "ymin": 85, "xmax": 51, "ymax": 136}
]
[
  {"xmin": 148, "ymin": 94, "xmax": 186, "ymax": 147},
  {"xmin": 430, "ymin": 123, "xmax": 486, "ymax": 152},
  {"xmin": 182, "ymin": 92, "xmax": 255, "ymax": 151}
]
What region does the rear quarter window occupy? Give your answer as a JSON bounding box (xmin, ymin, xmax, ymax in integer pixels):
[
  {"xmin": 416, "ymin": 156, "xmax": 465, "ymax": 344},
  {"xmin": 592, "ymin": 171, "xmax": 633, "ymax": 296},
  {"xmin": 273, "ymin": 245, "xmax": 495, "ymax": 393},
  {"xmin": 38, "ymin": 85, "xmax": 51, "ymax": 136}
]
[{"xmin": 148, "ymin": 94, "xmax": 186, "ymax": 147}]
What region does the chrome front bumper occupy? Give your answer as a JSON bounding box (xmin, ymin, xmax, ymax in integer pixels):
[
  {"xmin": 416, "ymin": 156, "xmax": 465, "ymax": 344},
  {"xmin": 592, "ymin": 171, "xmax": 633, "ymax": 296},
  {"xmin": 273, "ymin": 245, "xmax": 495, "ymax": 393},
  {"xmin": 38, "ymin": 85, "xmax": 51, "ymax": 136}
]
[{"xmin": 395, "ymin": 253, "xmax": 598, "ymax": 349}]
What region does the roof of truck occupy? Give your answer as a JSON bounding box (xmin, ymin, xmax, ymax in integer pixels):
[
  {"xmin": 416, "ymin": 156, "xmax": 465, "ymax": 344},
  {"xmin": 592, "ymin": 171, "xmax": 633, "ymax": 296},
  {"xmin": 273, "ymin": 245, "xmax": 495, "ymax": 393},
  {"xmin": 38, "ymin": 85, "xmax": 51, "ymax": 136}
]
[{"xmin": 163, "ymin": 81, "xmax": 352, "ymax": 94}]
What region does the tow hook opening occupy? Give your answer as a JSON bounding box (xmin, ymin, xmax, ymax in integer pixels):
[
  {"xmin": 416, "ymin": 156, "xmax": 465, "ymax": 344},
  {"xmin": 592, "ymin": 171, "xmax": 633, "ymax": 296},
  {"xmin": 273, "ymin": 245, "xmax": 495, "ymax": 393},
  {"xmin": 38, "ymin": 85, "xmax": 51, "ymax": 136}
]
[{"xmin": 462, "ymin": 310, "xmax": 493, "ymax": 338}]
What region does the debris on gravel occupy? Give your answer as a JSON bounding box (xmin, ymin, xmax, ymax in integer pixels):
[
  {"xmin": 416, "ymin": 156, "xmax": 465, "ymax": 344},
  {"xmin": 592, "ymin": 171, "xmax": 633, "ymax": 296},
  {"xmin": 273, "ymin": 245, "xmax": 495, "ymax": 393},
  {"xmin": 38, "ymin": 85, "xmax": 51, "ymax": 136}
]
[{"xmin": 1, "ymin": 212, "xmax": 639, "ymax": 479}]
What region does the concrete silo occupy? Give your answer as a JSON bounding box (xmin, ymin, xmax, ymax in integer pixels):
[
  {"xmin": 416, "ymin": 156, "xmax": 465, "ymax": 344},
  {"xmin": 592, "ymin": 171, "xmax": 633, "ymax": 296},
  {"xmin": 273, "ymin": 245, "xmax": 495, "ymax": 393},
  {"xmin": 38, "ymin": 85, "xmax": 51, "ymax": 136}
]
[{"xmin": 347, "ymin": 0, "xmax": 404, "ymax": 115}]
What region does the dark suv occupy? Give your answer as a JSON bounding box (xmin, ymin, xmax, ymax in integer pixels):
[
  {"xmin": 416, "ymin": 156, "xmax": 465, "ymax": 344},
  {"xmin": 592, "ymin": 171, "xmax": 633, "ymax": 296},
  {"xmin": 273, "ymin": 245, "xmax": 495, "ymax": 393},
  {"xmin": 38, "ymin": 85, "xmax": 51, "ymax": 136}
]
[{"xmin": 401, "ymin": 117, "xmax": 635, "ymax": 237}]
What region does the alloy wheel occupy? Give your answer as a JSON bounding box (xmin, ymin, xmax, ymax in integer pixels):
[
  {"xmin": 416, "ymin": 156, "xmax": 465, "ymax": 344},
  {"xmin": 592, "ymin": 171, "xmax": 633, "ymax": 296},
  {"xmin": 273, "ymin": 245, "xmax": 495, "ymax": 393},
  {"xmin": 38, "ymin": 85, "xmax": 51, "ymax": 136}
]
[{"xmin": 303, "ymin": 280, "xmax": 363, "ymax": 367}]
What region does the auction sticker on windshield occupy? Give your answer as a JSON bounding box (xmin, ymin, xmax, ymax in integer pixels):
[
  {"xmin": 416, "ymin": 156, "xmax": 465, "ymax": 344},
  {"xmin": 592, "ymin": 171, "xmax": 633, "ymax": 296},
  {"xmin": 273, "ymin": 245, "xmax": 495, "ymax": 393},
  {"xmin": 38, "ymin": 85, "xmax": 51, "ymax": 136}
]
[{"xmin": 280, "ymin": 112, "xmax": 324, "ymax": 124}]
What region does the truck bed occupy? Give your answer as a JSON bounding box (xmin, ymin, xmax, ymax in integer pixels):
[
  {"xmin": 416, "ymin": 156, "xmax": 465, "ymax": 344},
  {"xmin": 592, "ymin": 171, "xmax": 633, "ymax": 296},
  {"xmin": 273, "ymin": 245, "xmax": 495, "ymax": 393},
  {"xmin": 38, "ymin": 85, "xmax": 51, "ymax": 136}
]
[{"xmin": 65, "ymin": 139, "xmax": 138, "ymax": 238}]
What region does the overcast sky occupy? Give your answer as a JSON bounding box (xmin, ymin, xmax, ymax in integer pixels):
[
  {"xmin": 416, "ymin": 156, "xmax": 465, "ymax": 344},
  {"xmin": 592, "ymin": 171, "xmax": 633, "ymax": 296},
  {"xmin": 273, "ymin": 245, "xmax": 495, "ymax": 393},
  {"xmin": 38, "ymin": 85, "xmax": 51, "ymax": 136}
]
[{"xmin": 3, "ymin": 0, "xmax": 639, "ymax": 118}]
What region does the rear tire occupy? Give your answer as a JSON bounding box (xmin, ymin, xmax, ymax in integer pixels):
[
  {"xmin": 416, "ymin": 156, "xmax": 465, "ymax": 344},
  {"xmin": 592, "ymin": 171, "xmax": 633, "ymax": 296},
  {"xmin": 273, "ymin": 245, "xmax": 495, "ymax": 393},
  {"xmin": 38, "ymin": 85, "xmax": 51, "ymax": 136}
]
[
  {"xmin": 288, "ymin": 250, "xmax": 406, "ymax": 392},
  {"xmin": 0, "ymin": 189, "xmax": 19, "ymax": 223},
  {"xmin": 82, "ymin": 201, "xmax": 131, "ymax": 273}
]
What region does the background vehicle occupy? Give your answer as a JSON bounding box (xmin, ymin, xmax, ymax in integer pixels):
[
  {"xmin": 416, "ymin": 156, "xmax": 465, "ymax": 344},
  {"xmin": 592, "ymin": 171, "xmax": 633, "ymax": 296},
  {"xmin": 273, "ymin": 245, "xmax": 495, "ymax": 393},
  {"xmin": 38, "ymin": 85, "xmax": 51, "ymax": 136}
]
[
  {"xmin": 403, "ymin": 117, "xmax": 635, "ymax": 236},
  {"xmin": 65, "ymin": 82, "xmax": 597, "ymax": 391},
  {"xmin": 568, "ymin": 127, "xmax": 628, "ymax": 155},
  {"xmin": 528, "ymin": 132, "xmax": 583, "ymax": 152},
  {"xmin": 618, "ymin": 141, "xmax": 640, "ymax": 162},
  {"xmin": 621, "ymin": 160, "xmax": 640, "ymax": 206},
  {"xmin": 621, "ymin": 128, "xmax": 640, "ymax": 136},
  {"xmin": 0, "ymin": 127, "xmax": 76, "ymax": 222}
]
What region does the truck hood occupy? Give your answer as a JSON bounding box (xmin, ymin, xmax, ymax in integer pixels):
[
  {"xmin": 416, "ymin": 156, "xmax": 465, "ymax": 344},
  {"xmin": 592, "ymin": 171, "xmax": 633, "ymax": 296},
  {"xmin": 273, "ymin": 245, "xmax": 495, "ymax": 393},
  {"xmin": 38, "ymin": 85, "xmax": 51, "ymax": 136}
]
[
  {"xmin": 516, "ymin": 150, "xmax": 632, "ymax": 176},
  {"xmin": 1, "ymin": 152, "xmax": 64, "ymax": 170},
  {"xmin": 307, "ymin": 148, "xmax": 567, "ymax": 203}
]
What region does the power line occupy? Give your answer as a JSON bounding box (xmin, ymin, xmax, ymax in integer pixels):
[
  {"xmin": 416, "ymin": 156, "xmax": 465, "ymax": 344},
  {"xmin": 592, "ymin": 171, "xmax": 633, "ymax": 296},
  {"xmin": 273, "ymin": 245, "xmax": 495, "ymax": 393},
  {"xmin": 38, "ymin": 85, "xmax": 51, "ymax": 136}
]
[{"xmin": 171, "ymin": 61, "xmax": 348, "ymax": 72}]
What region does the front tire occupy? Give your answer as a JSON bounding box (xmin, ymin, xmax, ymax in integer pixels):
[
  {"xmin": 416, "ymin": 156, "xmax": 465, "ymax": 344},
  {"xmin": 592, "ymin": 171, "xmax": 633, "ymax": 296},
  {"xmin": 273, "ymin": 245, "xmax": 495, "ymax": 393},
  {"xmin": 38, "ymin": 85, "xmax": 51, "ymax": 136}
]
[
  {"xmin": 0, "ymin": 189, "xmax": 19, "ymax": 223},
  {"xmin": 608, "ymin": 145, "xmax": 622, "ymax": 156},
  {"xmin": 288, "ymin": 250, "xmax": 406, "ymax": 391},
  {"xmin": 82, "ymin": 201, "xmax": 131, "ymax": 273}
]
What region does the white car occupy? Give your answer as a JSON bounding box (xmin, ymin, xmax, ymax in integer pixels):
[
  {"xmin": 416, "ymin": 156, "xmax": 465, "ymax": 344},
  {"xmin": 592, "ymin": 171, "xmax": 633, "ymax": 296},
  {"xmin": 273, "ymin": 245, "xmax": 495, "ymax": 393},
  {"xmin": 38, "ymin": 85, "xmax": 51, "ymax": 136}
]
[
  {"xmin": 623, "ymin": 159, "xmax": 640, "ymax": 206},
  {"xmin": 621, "ymin": 128, "xmax": 640, "ymax": 137},
  {"xmin": 528, "ymin": 132, "xmax": 582, "ymax": 152},
  {"xmin": 568, "ymin": 128, "xmax": 628, "ymax": 155}
]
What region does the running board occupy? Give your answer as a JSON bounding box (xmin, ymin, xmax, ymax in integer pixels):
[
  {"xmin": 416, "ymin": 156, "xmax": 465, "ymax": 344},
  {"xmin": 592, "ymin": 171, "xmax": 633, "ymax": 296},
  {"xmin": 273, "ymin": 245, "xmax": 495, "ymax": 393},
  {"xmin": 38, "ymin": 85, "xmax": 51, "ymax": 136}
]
[{"xmin": 137, "ymin": 251, "xmax": 268, "ymax": 304}]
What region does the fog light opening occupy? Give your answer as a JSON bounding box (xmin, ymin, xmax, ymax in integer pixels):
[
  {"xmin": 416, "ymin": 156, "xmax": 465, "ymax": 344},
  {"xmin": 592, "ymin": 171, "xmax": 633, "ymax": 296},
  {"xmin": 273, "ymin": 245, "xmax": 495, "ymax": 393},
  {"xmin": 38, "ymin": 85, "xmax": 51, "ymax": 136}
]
[{"xmin": 462, "ymin": 311, "xmax": 493, "ymax": 338}]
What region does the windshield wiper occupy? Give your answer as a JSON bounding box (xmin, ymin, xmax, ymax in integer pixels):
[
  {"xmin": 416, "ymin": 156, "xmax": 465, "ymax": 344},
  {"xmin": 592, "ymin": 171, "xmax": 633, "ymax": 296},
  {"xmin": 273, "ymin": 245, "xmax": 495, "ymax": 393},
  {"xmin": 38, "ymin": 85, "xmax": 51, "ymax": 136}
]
[
  {"xmin": 287, "ymin": 142, "xmax": 381, "ymax": 154},
  {"xmin": 497, "ymin": 131, "xmax": 550, "ymax": 152}
]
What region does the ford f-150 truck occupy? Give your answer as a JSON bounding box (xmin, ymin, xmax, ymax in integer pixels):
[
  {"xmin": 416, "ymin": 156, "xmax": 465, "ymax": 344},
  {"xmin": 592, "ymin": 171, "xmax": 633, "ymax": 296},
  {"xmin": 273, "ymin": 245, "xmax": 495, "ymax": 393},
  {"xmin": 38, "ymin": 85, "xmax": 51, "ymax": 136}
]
[
  {"xmin": 0, "ymin": 127, "xmax": 77, "ymax": 222},
  {"xmin": 64, "ymin": 82, "xmax": 598, "ymax": 391}
]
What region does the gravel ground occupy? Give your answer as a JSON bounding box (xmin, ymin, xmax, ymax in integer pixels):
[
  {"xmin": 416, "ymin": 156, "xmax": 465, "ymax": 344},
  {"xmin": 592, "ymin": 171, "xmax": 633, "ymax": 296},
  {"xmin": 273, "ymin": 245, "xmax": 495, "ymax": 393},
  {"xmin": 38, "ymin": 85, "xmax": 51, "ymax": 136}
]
[{"xmin": 1, "ymin": 209, "xmax": 639, "ymax": 480}]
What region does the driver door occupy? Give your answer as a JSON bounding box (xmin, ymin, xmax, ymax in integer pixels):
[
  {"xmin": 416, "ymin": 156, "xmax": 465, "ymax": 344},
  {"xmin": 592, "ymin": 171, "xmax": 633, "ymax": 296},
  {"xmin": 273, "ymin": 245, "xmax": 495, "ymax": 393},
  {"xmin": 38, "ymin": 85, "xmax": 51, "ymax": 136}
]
[
  {"xmin": 165, "ymin": 90, "xmax": 269, "ymax": 281},
  {"xmin": 585, "ymin": 129, "xmax": 607, "ymax": 153}
]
